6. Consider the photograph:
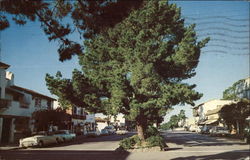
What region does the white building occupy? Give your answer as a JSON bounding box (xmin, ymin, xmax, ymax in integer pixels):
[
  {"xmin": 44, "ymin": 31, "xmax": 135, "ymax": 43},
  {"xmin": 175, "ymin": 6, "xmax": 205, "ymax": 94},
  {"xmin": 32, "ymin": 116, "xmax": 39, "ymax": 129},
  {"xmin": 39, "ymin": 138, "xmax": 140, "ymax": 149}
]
[
  {"xmin": 110, "ymin": 113, "xmax": 126, "ymax": 127},
  {"xmin": 0, "ymin": 62, "xmax": 55, "ymax": 144},
  {"xmin": 54, "ymin": 101, "xmax": 96, "ymax": 135},
  {"xmin": 236, "ymin": 77, "xmax": 250, "ymax": 99},
  {"xmin": 193, "ymin": 99, "xmax": 235, "ymax": 126}
]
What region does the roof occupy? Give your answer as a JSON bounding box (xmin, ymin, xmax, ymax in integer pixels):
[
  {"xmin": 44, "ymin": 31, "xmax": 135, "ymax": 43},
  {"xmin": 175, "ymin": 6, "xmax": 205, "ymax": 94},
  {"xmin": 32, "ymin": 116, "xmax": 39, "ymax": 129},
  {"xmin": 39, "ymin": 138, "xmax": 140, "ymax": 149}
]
[
  {"xmin": 204, "ymin": 119, "xmax": 218, "ymax": 125},
  {"xmin": 6, "ymin": 87, "xmax": 24, "ymax": 96},
  {"xmin": 95, "ymin": 117, "xmax": 107, "ymax": 123},
  {"xmin": 0, "ymin": 62, "xmax": 10, "ymax": 69},
  {"xmin": 10, "ymin": 85, "xmax": 56, "ymax": 100}
]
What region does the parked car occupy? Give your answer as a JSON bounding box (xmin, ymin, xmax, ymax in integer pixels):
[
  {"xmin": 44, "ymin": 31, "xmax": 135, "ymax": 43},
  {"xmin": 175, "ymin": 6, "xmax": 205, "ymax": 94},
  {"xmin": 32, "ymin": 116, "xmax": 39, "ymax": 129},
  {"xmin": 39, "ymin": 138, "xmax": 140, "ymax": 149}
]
[
  {"xmin": 210, "ymin": 126, "xmax": 230, "ymax": 136},
  {"xmin": 104, "ymin": 126, "xmax": 116, "ymax": 134},
  {"xmin": 243, "ymin": 116, "xmax": 250, "ymax": 144},
  {"xmin": 189, "ymin": 125, "xmax": 198, "ymax": 132},
  {"xmin": 116, "ymin": 126, "xmax": 128, "ymax": 135},
  {"xmin": 19, "ymin": 131, "xmax": 59, "ymax": 147},
  {"xmin": 195, "ymin": 126, "xmax": 203, "ymax": 133},
  {"xmin": 100, "ymin": 129, "xmax": 109, "ymax": 136},
  {"xmin": 54, "ymin": 130, "xmax": 76, "ymax": 142},
  {"xmin": 201, "ymin": 125, "xmax": 212, "ymax": 134},
  {"xmin": 86, "ymin": 129, "xmax": 101, "ymax": 137}
]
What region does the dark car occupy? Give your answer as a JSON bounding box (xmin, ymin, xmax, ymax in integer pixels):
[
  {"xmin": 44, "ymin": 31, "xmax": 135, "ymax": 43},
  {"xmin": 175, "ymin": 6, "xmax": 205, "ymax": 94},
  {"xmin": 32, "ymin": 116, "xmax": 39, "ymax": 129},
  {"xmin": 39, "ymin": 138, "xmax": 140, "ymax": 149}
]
[
  {"xmin": 243, "ymin": 116, "xmax": 250, "ymax": 144},
  {"xmin": 201, "ymin": 126, "xmax": 212, "ymax": 134}
]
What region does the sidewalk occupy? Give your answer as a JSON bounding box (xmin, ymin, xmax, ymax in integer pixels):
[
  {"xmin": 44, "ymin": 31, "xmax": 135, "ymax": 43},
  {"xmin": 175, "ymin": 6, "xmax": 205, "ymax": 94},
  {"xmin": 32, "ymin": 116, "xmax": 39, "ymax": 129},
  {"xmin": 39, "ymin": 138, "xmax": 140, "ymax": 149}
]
[{"xmin": 0, "ymin": 144, "xmax": 20, "ymax": 151}]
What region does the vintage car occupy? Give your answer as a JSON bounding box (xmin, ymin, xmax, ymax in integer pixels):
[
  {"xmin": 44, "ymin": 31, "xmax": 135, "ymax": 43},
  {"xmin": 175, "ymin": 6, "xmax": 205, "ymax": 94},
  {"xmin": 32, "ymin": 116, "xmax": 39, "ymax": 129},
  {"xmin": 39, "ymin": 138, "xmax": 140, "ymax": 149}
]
[
  {"xmin": 243, "ymin": 116, "xmax": 250, "ymax": 144},
  {"xmin": 19, "ymin": 131, "xmax": 60, "ymax": 147},
  {"xmin": 210, "ymin": 126, "xmax": 230, "ymax": 136},
  {"xmin": 86, "ymin": 129, "xmax": 101, "ymax": 137},
  {"xmin": 116, "ymin": 126, "xmax": 128, "ymax": 135},
  {"xmin": 104, "ymin": 126, "xmax": 116, "ymax": 135},
  {"xmin": 100, "ymin": 129, "xmax": 109, "ymax": 136},
  {"xmin": 54, "ymin": 130, "xmax": 76, "ymax": 142},
  {"xmin": 116, "ymin": 129, "xmax": 128, "ymax": 135}
]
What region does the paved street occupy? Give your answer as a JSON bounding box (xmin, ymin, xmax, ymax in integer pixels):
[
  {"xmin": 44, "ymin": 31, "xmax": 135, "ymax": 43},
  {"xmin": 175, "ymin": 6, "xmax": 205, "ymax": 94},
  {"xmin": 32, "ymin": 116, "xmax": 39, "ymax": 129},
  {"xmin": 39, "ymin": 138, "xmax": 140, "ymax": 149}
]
[{"xmin": 0, "ymin": 131, "xmax": 249, "ymax": 160}]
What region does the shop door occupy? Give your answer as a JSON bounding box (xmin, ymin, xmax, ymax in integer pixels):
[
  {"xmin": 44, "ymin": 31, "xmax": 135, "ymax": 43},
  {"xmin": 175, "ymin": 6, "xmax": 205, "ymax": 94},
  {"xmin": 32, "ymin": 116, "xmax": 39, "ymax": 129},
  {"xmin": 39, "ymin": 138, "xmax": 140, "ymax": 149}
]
[{"xmin": 2, "ymin": 118, "xmax": 11, "ymax": 143}]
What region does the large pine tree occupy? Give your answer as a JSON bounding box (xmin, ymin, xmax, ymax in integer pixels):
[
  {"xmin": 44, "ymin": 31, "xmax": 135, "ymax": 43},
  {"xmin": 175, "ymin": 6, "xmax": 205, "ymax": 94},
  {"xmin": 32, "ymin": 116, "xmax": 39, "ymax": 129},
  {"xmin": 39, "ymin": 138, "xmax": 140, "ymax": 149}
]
[{"xmin": 46, "ymin": 0, "xmax": 209, "ymax": 140}]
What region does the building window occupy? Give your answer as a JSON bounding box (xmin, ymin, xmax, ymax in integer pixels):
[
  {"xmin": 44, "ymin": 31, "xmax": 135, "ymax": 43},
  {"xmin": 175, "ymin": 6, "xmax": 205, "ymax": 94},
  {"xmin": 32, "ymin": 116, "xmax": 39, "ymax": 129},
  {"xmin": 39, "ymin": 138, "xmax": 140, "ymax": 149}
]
[
  {"xmin": 73, "ymin": 106, "xmax": 77, "ymax": 115},
  {"xmin": 47, "ymin": 100, "xmax": 51, "ymax": 109},
  {"xmin": 81, "ymin": 108, "xmax": 84, "ymax": 115},
  {"xmin": 35, "ymin": 98, "xmax": 41, "ymax": 107}
]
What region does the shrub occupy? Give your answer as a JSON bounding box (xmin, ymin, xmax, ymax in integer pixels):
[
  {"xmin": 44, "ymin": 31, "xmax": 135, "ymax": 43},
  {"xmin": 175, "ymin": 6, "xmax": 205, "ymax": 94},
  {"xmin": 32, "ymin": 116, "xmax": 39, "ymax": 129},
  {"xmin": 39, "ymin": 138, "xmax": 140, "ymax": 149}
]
[
  {"xmin": 146, "ymin": 135, "xmax": 166, "ymax": 149},
  {"xmin": 146, "ymin": 126, "xmax": 160, "ymax": 137},
  {"xmin": 119, "ymin": 135, "xmax": 141, "ymax": 149}
]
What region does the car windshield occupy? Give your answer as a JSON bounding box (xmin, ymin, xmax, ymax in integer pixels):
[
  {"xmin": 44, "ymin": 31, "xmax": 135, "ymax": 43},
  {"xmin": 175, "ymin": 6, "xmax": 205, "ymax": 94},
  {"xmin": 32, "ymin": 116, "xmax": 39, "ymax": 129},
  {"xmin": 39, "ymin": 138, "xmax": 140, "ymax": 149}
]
[
  {"xmin": 217, "ymin": 127, "xmax": 226, "ymax": 130},
  {"xmin": 32, "ymin": 131, "xmax": 46, "ymax": 136},
  {"xmin": 55, "ymin": 130, "xmax": 70, "ymax": 134}
]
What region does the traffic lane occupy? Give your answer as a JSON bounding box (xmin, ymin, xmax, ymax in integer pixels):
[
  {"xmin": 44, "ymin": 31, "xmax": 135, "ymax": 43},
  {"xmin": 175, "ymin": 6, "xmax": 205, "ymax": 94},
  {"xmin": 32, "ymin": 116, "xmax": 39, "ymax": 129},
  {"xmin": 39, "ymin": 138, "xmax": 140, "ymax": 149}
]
[
  {"xmin": 161, "ymin": 131, "xmax": 249, "ymax": 160},
  {"xmin": 163, "ymin": 131, "xmax": 246, "ymax": 147},
  {"xmin": 169, "ymin": 149, "xmax": 250, "ymax": 160},
  {"xmin": 125, "ymin": 149, "xmax": 250, "ymax": 160},
  {"xmin": 0, "ymin": 150, "xmax": 130, "ymax": 160},
  {"xmin": 19, "ymin": 133, "xmax": 135, "ymax": 150}
]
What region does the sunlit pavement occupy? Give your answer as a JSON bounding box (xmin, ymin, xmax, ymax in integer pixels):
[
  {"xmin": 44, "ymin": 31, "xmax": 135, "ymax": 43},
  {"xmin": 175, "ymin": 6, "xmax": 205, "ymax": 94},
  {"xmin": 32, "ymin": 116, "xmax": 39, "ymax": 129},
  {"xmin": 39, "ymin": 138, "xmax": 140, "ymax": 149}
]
[{"xmin": 0, "ymin": 131, "xmax": 249, "ymax": 160}]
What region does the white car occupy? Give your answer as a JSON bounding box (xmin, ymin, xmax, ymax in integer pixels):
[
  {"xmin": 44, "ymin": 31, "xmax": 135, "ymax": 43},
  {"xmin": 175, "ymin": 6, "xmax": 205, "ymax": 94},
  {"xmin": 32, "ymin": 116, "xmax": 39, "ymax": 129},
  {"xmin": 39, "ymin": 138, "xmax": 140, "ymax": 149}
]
[
  {"xmin": 189, "ymin": 125, "xmax": 198, "ymax": 132},
  {"xmin": 19, "ymin": 131, "xmax": 60, "ymax": 147},
  {"xmin": 195, "ymin": 126, "xmax": 203, "ymax": 133},
  {"xmin": 54, "ymin": 130, "xmax": 76, "ymax": 142},
  {"xmin": 210, "ymin": 126, "xmax": 230, "ymax": 136},
  {"xmin": 116, "ymin": 129, "xmax": 128, "ymax": 135}
]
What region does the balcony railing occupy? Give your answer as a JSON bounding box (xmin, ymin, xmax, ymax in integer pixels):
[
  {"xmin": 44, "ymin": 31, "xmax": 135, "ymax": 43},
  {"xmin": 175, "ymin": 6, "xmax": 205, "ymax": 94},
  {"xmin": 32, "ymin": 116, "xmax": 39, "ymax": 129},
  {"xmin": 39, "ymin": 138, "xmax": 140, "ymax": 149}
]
[{"xmin": 0, "ymin": 98, "xmax": 11, "ymax": 108}]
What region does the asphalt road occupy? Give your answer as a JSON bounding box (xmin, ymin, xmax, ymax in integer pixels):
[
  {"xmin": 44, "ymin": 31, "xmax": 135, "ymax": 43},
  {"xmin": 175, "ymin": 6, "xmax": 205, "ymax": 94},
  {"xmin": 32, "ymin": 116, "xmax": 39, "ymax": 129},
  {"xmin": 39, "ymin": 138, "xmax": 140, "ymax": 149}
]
[{"xmin": 0, "ymin": 131, "xmax": 249, "ymax": 160}]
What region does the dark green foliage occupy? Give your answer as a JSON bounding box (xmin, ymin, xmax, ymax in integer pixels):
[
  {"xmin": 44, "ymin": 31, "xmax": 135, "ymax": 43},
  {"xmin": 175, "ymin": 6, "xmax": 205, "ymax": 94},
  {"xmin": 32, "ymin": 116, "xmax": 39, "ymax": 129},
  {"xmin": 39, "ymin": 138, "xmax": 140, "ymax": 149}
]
[
  {"xmin": 119, "ymin": 135, "xmax": 141, "ymax": 149},
  {"xmin": 219, "ymin": 99, "xmax": 250, "ymax": 134},
  {"xmin": 0, "ymin": 0, "xmax": 143, "ymax": 61},
  {"xmin": 32, "ymin": 108, "xmax": 71, "ymax": 131},
  {"xmin": 45, "ymin": 0, "xmax": 209, "ymax": 140},
  {"xmin": 146, "ymin": 126, "xmax": 160, "ymax": 137},
  {"xmin": 119, "ymin": 134, "xmax": 166, "ymax": 149},
  {"xmin": 146, "ymin": 135, "xmax": 166, "ymax": 149}
]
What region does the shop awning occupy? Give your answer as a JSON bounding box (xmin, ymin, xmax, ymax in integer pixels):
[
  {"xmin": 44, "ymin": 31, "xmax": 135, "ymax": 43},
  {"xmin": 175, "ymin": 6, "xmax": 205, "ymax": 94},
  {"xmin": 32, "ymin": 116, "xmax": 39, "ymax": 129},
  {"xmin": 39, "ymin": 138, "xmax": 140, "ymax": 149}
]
[{"xmin": 204, "ymin": 119, "xmax": 218, "ymax": 125}]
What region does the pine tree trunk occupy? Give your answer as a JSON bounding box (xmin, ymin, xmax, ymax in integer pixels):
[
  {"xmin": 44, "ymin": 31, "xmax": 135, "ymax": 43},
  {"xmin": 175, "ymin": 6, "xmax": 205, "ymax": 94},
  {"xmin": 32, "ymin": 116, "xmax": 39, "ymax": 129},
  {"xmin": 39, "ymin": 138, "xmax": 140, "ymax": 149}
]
[
  {"xmin": 137, "ymin": 124, "xmax": 146, "ymax": 141},
  {"xmin": 136, "ymin": 114, "xmax": 147, "ymax": 141}
]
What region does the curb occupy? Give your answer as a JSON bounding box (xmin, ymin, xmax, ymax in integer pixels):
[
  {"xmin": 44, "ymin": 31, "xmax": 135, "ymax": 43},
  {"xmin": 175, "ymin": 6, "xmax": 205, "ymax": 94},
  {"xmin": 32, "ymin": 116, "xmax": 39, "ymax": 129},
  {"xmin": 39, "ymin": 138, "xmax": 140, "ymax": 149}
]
[{"xmin": 0, "ymin": 146, "xmax": 21, "ymax": 151}]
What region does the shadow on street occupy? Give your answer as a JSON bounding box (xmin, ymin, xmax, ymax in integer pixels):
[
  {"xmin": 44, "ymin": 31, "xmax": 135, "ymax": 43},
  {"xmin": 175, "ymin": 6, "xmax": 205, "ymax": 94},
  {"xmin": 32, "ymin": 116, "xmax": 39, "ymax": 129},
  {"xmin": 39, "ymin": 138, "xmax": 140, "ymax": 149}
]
[
  {"xmin": 36, "ymin": 133, "xmax": 135, "ymax": 149},
  {"xmin": 164, "ymin": 131, "xmax": 246, "ymax": 147},
  {"xmin": 0, "ymin": 150, "xmax": 130, "ymax": 160},
  {"xmin": 170, "ymin": 149, "xmax": 250, "ymax": 160}
]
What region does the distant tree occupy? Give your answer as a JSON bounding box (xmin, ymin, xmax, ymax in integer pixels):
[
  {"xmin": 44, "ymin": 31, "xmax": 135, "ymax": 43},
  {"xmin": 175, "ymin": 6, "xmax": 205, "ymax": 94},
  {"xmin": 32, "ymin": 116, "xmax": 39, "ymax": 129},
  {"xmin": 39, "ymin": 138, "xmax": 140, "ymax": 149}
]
[
  {"xmin": 178, "ymin": 109, "xmax": 187, "ymax": 121},
  {"xmin": 220, "ymin": 99, "xmax": 250, "ymax": 134},
  {"xmin": 161, "ymin": 110, "xmax": 187, "ymax": 130},
  {"xmin": 46, "ymin": 0, "xmax": 209, "ymax": 140},
  {"xmin": 223, "ymin": 79, "xmax": 246, "ymax": 100},
  {"xmin": 32, "ymin": 108, "xmax": 71, "ymax": 131},
  {"xmin": 222, "ymin": 78, "xmax": 250, "ymax": 134},
  {"xmin": 0, "ymin": 0, "xmax": 143, "ymax": 61}
]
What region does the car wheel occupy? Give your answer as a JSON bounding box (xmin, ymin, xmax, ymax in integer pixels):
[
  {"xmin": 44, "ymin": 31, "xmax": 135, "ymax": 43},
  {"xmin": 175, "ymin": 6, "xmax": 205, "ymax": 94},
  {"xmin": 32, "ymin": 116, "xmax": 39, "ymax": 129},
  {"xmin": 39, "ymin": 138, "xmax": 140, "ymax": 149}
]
[
  {"xmin": 243, "ymin": 137, "xmax": 249, "ymax": 143},
  {"xmin": 38, "ymin": 141, "xmax": 44, "ymax": 147},
  {"xmin": 21, "ymin": 143, "xmax": 26, "ymax": 148},
  {"xmin": 63, "ymin": 138, "xmax": 66, "ymax": 142},
  {"xmin": 56, "ymin": 138, "xmax": 60, "ymax": 144}
]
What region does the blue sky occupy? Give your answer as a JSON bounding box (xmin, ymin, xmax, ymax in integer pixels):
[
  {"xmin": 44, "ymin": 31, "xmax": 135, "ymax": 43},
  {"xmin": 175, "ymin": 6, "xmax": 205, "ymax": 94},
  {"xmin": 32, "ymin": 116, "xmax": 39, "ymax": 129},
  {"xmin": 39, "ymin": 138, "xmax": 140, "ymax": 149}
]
[{"xmin": 1, "ymin": 1, "xmax": 249, "ymax": 121}]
